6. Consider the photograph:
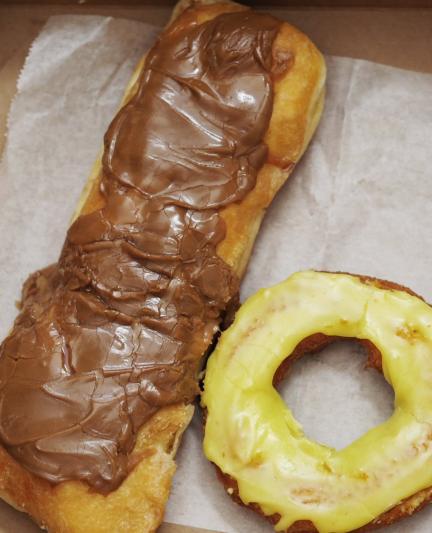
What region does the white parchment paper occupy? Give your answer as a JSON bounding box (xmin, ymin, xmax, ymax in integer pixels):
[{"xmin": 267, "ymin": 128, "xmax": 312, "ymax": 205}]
[{"xmin": 1, "ymin": 14, "xmax": 432, "ymax": 533}]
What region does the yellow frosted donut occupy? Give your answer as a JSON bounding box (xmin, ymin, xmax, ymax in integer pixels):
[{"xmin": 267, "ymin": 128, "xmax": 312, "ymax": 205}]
[{"xmin": 202, "ymin": 271, "xmax": 432, "ymax": 533}]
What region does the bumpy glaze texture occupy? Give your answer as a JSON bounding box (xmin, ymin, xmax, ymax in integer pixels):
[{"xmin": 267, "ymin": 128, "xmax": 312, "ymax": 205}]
[{"xmin": 0, "ymin": 12, "xmax": 280, "ymax": 491}]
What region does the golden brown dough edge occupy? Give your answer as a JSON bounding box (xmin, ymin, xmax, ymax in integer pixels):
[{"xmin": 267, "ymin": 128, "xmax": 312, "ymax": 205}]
[
  {"xmin": 0, "ymin": 2, "xmax": 325, "ymax": 532},
  {"xmin": 212, "ymin": 274, "xmax": 432, "ymax": 533}
]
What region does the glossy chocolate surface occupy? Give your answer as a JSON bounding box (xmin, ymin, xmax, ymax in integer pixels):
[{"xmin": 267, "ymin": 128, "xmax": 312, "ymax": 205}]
[{"xmin": 0, "ymin": 11, "xmax": 280, "ymax": 491}]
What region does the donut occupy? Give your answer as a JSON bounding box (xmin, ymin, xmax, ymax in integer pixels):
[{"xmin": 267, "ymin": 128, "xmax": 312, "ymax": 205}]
[{"xmin": 202, "ymin": 271, "xmax": 432, "ymax": 532}]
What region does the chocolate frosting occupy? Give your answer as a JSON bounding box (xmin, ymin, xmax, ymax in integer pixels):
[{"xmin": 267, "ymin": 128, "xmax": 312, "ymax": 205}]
[{"xmin": 0, "ymin": 11, "xmax": 280, "ymax": 491}]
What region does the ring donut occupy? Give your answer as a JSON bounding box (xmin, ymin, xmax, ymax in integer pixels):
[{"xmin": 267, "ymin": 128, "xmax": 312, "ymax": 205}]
[{"xmin": 202, "ymin": 271, "xmax": 432, "ymax": 532}]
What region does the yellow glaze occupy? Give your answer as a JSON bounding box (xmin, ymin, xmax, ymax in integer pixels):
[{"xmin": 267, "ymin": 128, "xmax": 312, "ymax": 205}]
[{"xmin": 202, "ymin": 271, "xmax": 432, "ymax": 533}]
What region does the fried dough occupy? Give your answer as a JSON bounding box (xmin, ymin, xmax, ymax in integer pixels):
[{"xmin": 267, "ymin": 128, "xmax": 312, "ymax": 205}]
[
  {"xmin": 0, "ymin": 1, "xmax": 325, "ymax": 531},
  {"xmin": 213, "ymin": 275, "xmax": 432, "ymax": 533}
]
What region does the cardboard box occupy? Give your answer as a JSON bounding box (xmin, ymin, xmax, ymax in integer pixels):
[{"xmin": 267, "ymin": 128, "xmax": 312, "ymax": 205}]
[{"xmin": 0, "ymin": 2, "xmax": 431, "ymax": 532}]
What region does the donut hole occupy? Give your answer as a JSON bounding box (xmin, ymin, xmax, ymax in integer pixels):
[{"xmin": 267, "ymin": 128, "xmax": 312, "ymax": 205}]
[{"xmin": 276, "ymin": 337, "xmax": 394, "ymax": 450}]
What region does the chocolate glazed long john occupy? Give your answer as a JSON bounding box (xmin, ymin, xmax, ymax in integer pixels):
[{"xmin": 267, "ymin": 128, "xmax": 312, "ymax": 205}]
[{"xmin": 0, "ymin": 12, "xmax": 282, "ymax": 491}]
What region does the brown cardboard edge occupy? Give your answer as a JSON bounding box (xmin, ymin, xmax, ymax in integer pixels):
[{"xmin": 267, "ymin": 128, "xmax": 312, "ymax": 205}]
[{"xmin": 2, "ymin": 0, "xmax": 432, "ymax": 6}]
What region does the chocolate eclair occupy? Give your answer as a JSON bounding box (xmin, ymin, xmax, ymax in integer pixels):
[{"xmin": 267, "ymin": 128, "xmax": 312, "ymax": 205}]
[{"xmin": 0, "ymin": 1, "xmax": 325, "ymax": 531}]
